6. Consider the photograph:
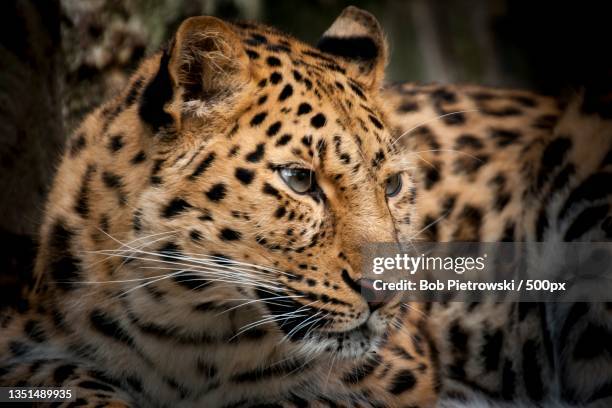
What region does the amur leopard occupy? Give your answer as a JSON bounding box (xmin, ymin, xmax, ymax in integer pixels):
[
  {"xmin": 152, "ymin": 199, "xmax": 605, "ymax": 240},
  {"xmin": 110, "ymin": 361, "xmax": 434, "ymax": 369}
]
[
  {"xmin": 0, "ymin": 6, "xmax": 436, "ymax": 408},
  {"xmin": 2, "ymin": 5, "xmax": 612, "ymax": 408}
]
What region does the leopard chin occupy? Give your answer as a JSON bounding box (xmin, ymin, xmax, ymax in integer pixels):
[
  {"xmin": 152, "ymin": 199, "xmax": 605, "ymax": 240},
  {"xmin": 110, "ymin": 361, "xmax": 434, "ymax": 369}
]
[{"xmin": 301, "ymin": 312, "xmax": 392, "ymax": 359}]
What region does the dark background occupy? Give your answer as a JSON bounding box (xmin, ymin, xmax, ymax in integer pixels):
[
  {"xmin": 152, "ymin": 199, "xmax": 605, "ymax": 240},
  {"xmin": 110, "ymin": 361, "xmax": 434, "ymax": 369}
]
[{"xmin": 1, "ymin": 0, "xmax": 611, "ymax": 308}]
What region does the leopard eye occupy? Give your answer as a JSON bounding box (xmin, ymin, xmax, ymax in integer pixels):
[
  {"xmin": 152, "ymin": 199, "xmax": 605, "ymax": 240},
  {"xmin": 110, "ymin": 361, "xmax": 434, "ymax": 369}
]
[
  {"xmin": 279, "ymin": 168, "xmax": 315, "ymax": 194},
  {"xmin": 385, "ymin": 173, "xmax": 403, "ymax": 197}
]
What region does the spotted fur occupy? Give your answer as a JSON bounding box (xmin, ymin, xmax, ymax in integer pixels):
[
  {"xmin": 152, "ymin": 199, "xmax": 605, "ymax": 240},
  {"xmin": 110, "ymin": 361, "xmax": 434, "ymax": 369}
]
[
  {"xmin": 0, "ymin": 7, "xmax": 437, "ymax": 408},
  {"xmin": 385, "ymin": 82, "xmax": 612, "ymax": 406},
  {"xmin": 5, "ymin": 5, "xmax": 612, "ymax": 408}
]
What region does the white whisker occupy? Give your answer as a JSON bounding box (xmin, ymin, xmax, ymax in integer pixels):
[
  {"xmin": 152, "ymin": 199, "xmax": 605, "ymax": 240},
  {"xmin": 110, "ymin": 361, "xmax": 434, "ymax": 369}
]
[{"xmin": 390, "ymin": 109, "xmax": 479, "ymax": 147}]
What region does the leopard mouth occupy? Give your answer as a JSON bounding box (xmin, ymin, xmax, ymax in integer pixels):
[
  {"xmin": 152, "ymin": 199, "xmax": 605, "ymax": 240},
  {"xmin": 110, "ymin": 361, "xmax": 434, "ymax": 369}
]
[
  {"xmin": 255, "ymin": 287, "xmax": 384, "ymax": 357},
  {"xmin": 317, "ymin": 318, "xmax": 370, "ymax": 337}
]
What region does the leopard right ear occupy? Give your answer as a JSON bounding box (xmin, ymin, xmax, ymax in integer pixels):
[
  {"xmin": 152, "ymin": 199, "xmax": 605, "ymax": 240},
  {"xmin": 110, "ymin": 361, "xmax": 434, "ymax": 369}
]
[
  {"xmin": 139, "ymin": 16, "xmax": 251, "ymax": 134},
  {"xmin": 317, "ymin": 6, "xmax": 388, "ymax": 90}
]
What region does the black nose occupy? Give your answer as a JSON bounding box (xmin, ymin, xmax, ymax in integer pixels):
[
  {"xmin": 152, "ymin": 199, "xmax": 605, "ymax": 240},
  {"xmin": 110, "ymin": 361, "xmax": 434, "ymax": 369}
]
[
  {"xmin": 341, "ymin": 270, "xmax": 393, "ymax": 312},
  {"xmin": 357, "ymin": 278, "xmax": 389, "ymax": 311}
]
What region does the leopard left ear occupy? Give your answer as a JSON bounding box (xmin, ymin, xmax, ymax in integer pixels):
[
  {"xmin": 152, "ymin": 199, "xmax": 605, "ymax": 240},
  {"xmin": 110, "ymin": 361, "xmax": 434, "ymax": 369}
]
[
  {"xmin": 139, "ymin": 16, "xmax": 251, "ymax": 135},
  {"xmin": 317, "ymin": 6, "xmax": 388, "ymax": 90}
]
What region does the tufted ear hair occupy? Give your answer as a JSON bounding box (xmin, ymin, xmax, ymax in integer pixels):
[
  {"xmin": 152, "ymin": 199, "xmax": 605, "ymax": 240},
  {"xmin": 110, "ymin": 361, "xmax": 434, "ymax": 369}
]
[
  {"xmin": 140, "ymin": 16, "xmax": 250, "ymax": 134},
  {"xmin": 317, "ymin": 6, "xmax": 388, "ymax": 90},
  {"xmin": 169, "ymin": 16, "xmax": 250, "ymax": 103}
]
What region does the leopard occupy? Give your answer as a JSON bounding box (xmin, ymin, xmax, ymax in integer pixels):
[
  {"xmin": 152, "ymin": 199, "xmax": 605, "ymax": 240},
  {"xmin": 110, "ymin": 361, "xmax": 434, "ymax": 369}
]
[
  {"xmin": 383, "ymin": 80, "xmax": 612, "ymax": 407},
  {"xmin": 0, "ymin": 6, "xmax": 439, "ymax": 408},
  {"xmin": 3, "ymin": 4, "xmax": 612, "ymax": 408}
]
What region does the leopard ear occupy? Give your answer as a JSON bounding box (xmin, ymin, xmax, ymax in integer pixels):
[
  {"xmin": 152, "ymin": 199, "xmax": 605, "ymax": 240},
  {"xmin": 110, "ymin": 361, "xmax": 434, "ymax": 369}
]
[
  {"xmin": 139, "ymin": 16, "xmax": 250, "ymax": 133},
  {"xmin": 169, "ymin": 16, "xmax": 250, "ymax": 103},
  {"xmin": 317, "ymin": 6, "xmax": 387, "ymax": 90}
]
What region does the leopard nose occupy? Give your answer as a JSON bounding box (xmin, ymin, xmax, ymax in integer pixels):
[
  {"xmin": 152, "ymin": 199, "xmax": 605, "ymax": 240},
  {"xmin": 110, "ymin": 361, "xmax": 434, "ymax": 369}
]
[{"xmin": 357, "ymin": 278, "xmax": 390, "ymax": 311}]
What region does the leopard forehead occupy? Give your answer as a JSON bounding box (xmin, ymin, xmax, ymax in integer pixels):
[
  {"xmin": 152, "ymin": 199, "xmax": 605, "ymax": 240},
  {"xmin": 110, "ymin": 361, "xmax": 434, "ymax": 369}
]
[{"xmin": 172, "ymin": 21, "xmax": 398, "ymax": 174}]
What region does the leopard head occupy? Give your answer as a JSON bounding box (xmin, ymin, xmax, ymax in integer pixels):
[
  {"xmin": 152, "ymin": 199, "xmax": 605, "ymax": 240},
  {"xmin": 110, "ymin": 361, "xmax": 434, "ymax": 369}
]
[{"xmin": 35, "ymin": 6, "xmax": 416, "ymax": 361}]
